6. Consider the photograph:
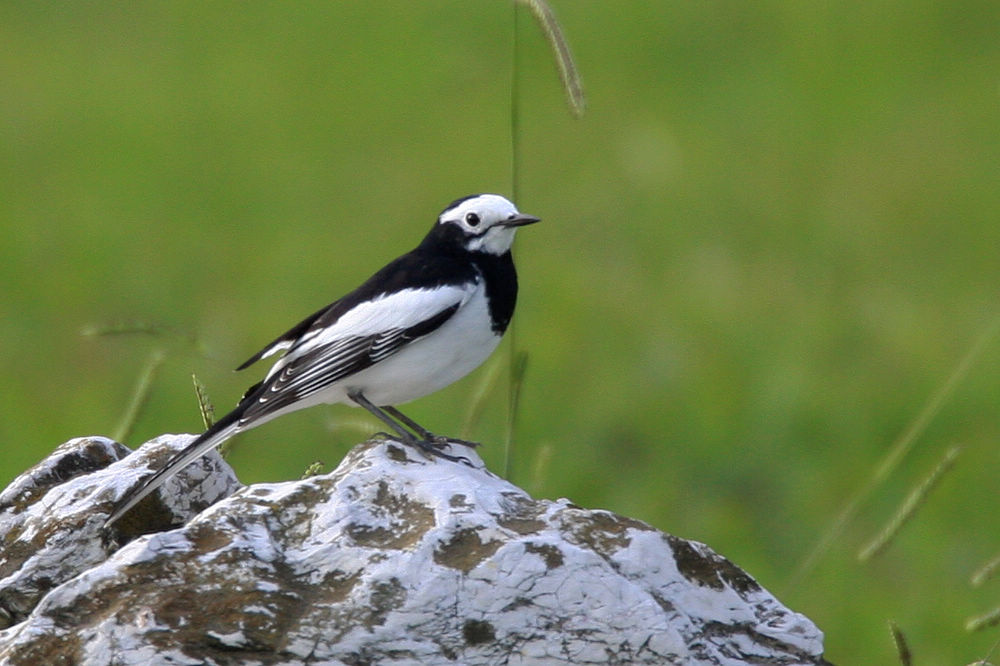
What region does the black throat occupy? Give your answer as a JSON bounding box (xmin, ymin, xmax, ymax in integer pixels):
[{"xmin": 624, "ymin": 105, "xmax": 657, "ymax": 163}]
[
  {"xmin": 471, "ymin": 250, "xmax": 519, "ymax": 334},
  {"xmin": 418, "ymin": 222, "xmax": 520, "ymax": 335}
]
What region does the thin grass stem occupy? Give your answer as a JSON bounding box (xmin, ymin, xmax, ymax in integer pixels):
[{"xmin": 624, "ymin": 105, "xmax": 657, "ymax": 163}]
[
  {"xmin": 858, "ymin": 445, "xmax": 961, "ymax": 562},
  {"xmin": 81, "ymin": 320, "xmax": 172, "ymax": 338},
  {"xmin": 967, "ymin": 607, "xmax": 1000, "ymax": 633},
  {"xmin": 505, "ymin": 0, "xmax": 584, "ymax": 479},
  {"xmin": 888, "ymin": 621, "xmax": 912, "ymax": 666},
  {"xmin": 515, "ymin": 0, "xmax": 585, "ymax": 117},
  {"xmin": 461, "ymin": 357, "xmax": 504, "ymax": 439},
  {"xmin": 974, "ymin": 634, "xmax": 1000, "ymax": 665},
  {"xmin": 191, "ymin": 373, "xmax": 216, "ymax": 429},
  {"xmin": 503, "ymin": 350, "xmax": 529, "ymax": 481},
  {"xmin": 787, "ymin": 314, "xmax": 1000, "ymax": 587},
  {"xmin": 504, "ymin": 0, "xmax": 524, "ymax": 479},
  {"xmin": 113, "ymin": 348, "xmax": 166, "ymax": 443},
  {"xmin": 530, "ymin": 442, "xmax": 554, "ymax": 494},
  {"xmin": 972, "ymin": 553, "xmax": 1000, "ymax": 588}
]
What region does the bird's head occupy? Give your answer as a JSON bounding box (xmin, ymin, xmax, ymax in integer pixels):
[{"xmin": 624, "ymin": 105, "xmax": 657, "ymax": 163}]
[{"xmin": 431, "ymin": 194, "xmax": 540, "ymax": 255}]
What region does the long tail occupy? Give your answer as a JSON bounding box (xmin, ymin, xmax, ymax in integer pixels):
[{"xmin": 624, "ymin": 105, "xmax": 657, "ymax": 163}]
[{"xmin": 103, "ymin": 408, "xmax": 244, "ymax": 528}]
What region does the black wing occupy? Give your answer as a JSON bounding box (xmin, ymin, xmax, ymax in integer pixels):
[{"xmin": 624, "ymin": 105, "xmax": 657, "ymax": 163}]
[
  {"xmin": 235, "ymin": 246, "xmax": 481, "ymax": 372},
  {"xmin": 235, "ymin": 303, "xmax": 332, "ymax": 371}
]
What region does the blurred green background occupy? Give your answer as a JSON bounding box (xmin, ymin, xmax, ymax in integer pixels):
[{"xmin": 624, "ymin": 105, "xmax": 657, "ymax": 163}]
[{"xmin": 3, "ymin": 1, "xmax": 999, "ymax": 662}]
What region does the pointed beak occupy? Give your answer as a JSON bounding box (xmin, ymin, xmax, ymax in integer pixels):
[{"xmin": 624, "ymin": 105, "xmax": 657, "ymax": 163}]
[{"xmin": 499, "ymin": 213, "xmax": 541, "ymax": 228}]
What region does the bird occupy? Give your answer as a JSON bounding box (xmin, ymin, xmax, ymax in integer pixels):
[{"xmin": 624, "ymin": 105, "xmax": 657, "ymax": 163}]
[{"xmin": 104, "ymin": 193, "xmax": 539, "ymax": 528}]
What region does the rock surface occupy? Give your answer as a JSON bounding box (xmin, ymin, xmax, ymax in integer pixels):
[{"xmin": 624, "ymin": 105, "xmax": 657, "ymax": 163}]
[{"xmin": 0, "ymin": 434, "xmax": 831, "ymax": 665}]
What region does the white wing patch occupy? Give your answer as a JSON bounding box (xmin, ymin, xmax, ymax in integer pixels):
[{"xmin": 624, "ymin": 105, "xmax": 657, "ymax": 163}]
[
  {"xmin": 266, "ymin": 285, "xmax": 473, "ymax": 379},
  {"xmin": 257, "ymin": 339, "xmax": 294, "ymax": 362}
]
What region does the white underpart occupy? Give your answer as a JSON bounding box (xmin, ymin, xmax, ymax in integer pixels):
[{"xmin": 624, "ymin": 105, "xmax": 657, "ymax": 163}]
[{"xmin": 342, "ymin": 278, "xmax": 500, "ymax": 406}]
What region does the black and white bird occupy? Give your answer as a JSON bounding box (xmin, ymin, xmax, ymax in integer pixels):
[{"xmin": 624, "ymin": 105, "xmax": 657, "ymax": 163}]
[{"xmin": 105, "ymin": 193, "xmax": 539, "ymax": 527}]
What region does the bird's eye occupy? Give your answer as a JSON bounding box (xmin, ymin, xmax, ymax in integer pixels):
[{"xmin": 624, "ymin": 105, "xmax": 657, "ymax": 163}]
[{"xmin": 465, "ymin": 212, "xmax": 481, "ymax": 227}]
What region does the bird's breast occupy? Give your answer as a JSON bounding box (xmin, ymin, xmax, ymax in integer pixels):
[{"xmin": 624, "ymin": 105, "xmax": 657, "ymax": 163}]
[{"xmin": 341, "ymin": 282, "xmax": 503, "ymax": 406}]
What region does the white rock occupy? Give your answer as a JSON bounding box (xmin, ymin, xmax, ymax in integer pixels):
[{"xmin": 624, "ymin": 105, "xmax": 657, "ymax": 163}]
[
  {"xmin": 0, "ymin": 435, "xmax": 240, "ymax": 629},
  {"xmin": 0, "ymin": 435, "xmax": 830, "ymax": 665}
]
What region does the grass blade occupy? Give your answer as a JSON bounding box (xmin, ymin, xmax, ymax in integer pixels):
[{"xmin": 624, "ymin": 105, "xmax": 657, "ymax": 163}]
[
  {"xmin": 889, "ymin": 621, "xmax": 912, "ymax": 666},
  {"xmin": 505, "ymin": 1, "xmax": 584, "ymax": 479},
  {"xmin": 788, "ymin": 314, "xmax": 1000, "ymax": 587},
  {"xmin": 81, "ymin": 320, "xmax": 171, "ymax": 338},
  {"xmin": 972, "ymin": 635, "xmax": 1000, "ymax": 665},
  {"xmin": 191, "ymin": 373, "xmax": 216, "ymax": 429},
  {"xmin": 113, "ymin": 348, "xmax": 166, "ymax": 443},
  {"xmin": 530, "ymin": 442, "xmax": 554, "ymax": 494},
  {"xmin": 858, "ymin": 445, "xmax": 961, "ymax": 562},
  {"xmin": 516, "ymin": 0, "xmax": 586, "ymax": 117},
  {"xmin": 967, "ymin": 607, "xmax": 1000, "ymax": 633},
  {"xmin": 503, "ymin": 350, "xmax": 529, "ymax": 481},
  {"xmin": 461, "ymin": 357, "xmax": 504, "ymax": 439},
  {"xmin": 300, "ymin": 461, "xmax": 325, "ymax": 479},
  {"xmin": 972, "ymin": 553, "xmax": 1000, "ymax": 588}
]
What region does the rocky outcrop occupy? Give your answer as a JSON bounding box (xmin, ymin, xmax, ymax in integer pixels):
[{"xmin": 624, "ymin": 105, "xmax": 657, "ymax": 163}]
[{"xmin": 0, "ymin": 434, "xmax": 830, "ymax": 665}]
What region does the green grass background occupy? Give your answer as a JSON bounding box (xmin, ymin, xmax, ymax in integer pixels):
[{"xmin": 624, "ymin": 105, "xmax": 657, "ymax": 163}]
[{"xmin": 3, "ymin": 2, "xmax": 999, "ymax": 662}]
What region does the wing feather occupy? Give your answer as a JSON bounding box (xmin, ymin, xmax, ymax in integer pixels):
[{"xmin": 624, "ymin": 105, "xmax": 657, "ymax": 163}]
[
  {"xmin": 235, "ymin": 303, "xmax": 332, "ymax": 371},
  {"xmin": 238, "ymin": 287, "xmax": 467, "ymax": 424}
]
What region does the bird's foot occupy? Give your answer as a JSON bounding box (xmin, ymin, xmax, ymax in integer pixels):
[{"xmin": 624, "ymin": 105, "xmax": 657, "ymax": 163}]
[
  {"xmin": 373, "ymin": 430, "xmax": 473, "ymax": 465},
  {"xmin": 430, "ymin": 434, "xmax": 480, "ymax": 450},
  {"xmin": 413, "ymin": 437, "xmax": 474, "ymax": 466}
]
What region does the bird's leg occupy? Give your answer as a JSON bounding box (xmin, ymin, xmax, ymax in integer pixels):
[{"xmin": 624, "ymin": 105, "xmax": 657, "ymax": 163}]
[
  {"xmin": 382, "ymin": 406, "xmax": 481, "ymax": 450},
  {"xmin": 348, "ymin": 391, "xmax": 469, "ymax": 463}
]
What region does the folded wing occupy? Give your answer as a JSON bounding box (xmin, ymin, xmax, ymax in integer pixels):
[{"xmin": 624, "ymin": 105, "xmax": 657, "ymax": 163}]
[{"xmin": 239, "ymin": 285, "xmax": 469, "ymax": 423}]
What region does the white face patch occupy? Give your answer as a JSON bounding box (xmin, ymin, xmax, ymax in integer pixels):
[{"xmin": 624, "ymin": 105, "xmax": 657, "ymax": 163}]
[
  {"xmin": 464, "ymin": 225, "xmax": 518, "ymax": 254},
  {"xmin": 437, "ymin": 194, "xmax": 526, "ymax": 255}
]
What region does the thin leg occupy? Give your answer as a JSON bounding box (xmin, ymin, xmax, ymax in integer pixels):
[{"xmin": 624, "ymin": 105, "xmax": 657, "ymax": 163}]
[
  {"xmin": 349, "ymin": 392, "xmax": 415, "ymax": 444},
  {"xmin": 383, "ymin": 406, "xmax": 480, "ymax": 449},
  {"xmin": 348, "ymin": 391, "xmax": 468, "ymax": 463}
]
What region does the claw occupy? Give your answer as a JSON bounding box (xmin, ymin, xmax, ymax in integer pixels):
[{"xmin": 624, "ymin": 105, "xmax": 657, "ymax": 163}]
[
  {"xmin": 413, "ymin": 438, "xmax": 472, "ymax": 464},
  {"xmin": 431, "ymin": 435, "xmax": 480, "ymax": 450}
]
